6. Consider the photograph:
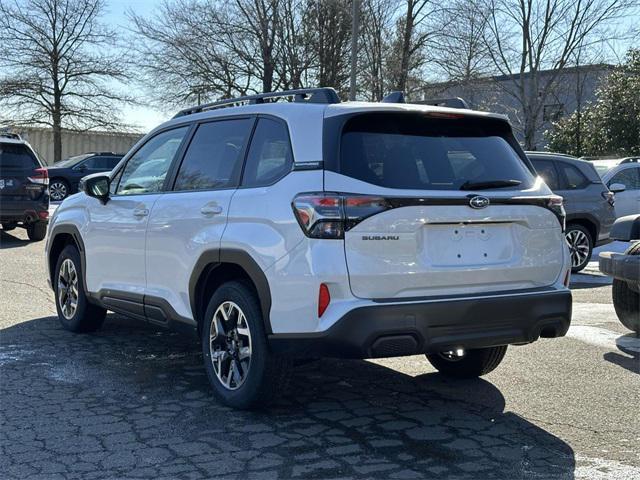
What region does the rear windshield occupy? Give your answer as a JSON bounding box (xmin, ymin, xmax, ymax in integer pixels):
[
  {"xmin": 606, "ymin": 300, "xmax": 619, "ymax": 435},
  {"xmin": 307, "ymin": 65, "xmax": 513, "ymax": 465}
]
[
  {"xmin": 339, "ymin": 113, "xmax": 534, "ymax": 191},
  {"xmin": 0, "ymin": 143, "xmax": 38, "ymax": 170}
]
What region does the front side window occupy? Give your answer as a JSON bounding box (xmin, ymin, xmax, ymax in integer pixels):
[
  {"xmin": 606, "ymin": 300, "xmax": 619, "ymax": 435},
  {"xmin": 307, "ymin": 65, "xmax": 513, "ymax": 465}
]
[
  {"xmin": 609, "ymin": 167, "xmax": 640, "ymax": 190},
  {"xmin": 531, "ymin": 159, "xmax": 560, "ymax": 190},
  {"xmin": 339, "ymin": 113, "xmax": 534, "ymax": 191},
  {"xmin": 174, "ymin": 118, "xmax": 253, "ymax": 191},
  {"xmin": 116, "ymin": 127, "xmax": 188, "ymax": 195},
  {"xmin": 242, "ymin": 118, "xmax": 293, "ymax": 187}
]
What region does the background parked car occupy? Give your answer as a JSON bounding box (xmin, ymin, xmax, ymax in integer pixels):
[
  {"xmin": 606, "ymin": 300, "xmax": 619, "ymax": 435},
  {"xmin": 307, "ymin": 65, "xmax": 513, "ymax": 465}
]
[
  {"xmin": 0, "ymin": 132, "xmax": 49, "ymax": 241},
  {"xmin": 528, "ymin": 151, "xmax": 616, "ymax": 272},
  {"xmin": 592, "ymin": 158, "xmax": 640, "ymax": 218},
  {"xmin": 599, "ymin": 214, "xmax": 640, "ymax": 333},
  {"xmin": 46, "ymin": 152, "xmax": 123, "ymax": 201}
]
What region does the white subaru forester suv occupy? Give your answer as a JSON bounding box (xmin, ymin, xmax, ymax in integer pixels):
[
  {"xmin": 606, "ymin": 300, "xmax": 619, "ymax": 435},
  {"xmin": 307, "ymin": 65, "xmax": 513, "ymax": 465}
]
[{"xmin": 46, "ymin": 88, "xmax": 572, "ymax": 409}]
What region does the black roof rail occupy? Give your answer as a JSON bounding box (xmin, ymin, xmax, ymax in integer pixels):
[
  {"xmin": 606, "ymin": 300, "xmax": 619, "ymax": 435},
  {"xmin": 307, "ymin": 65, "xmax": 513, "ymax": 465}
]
[
  {"xmin": 381, "ymin": 91, "xmax": 405, "ymax": 103},
  {"xmin": 173, "ymin": 87, "xmax": 341, "ymax": 119},
  {"xmin": 0, "ymin": 131, "xmax": 22, "ymax": 140},
  {"xmin": 416, "ymin": 97, "xmax": 470, "ymax": 109}
]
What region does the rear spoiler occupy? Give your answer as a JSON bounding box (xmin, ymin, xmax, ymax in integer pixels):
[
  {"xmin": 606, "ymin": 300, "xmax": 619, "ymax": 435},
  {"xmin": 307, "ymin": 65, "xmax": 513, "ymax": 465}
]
[{"xmin": 381, "ymin": 92, "xmax": 470, "ymax": 109}]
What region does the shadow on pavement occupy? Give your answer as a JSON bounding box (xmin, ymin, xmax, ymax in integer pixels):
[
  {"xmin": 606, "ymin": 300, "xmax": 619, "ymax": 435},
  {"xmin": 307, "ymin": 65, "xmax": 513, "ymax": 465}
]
[
  {"xmin": 0, "ymin": 314, "xmax": 575, "ymax": 479},
  {"xmin": 0, "ymin": 230, "xmax": 33, "ymax": 249},
  {"xmin": 604, "ymin": 333, "xmax": 640, "ymax": 375}
]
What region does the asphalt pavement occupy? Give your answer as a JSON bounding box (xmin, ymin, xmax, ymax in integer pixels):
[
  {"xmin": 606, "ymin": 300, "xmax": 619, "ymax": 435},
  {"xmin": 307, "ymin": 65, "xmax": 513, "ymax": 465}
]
[{"xmin": 0, "ymin": 228, "xmax": 638, "ymax": 480}]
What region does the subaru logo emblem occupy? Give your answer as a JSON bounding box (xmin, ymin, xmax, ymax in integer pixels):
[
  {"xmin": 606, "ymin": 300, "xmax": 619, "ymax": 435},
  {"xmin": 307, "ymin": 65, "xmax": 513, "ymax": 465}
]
[{"xmin": 469, "ymin": 196, "xmax": 490, "ymax": 209}]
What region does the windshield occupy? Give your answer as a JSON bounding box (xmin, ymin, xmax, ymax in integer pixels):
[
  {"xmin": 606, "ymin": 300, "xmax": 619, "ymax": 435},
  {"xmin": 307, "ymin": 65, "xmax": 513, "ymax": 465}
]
[
  {"xmin": 339, "ymin": 113, "xmax": 534, "ymax": 191},
  {"xmin": 594, "ymin": 164, "xmax": 616, "ymax": 176},
  {"xmin": 0, "ymin": 143, "xmax": 38, "ymax": 170}
]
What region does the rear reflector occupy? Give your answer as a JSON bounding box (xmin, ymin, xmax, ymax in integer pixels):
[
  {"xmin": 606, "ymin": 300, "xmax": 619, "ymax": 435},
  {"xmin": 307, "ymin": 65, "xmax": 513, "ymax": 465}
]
[
  {"xmin": 563, "ymin": 269, "xmax": 571, "ymax": 287},
  {"xmin": 318, "ymin": 283, "xmax": 330, "ymax": 317},
  {"xmin": 37, "ymin": 210, "xmax": 49, "ymax": 220}
]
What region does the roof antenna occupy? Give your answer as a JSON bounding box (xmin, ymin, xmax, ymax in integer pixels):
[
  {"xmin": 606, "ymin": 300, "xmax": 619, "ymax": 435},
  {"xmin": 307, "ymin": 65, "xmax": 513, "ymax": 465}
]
[{"xmin": 381, "ymin": 91, "xmax": 405, "ymax": 103}]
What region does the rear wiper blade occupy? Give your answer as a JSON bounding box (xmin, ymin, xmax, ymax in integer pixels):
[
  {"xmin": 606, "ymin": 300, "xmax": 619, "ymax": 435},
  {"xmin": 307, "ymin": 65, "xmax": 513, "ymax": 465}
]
[{"xmin": 459, "ymin": 179, "xmax": 522, "ymax": 191}]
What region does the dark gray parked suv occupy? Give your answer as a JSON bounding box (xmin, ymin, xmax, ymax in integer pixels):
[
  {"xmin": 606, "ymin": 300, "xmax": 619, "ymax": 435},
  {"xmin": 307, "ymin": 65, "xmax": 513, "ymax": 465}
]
[{"xmin": 528, "ymin": 152, "xmax": 616, "ymax": 272}]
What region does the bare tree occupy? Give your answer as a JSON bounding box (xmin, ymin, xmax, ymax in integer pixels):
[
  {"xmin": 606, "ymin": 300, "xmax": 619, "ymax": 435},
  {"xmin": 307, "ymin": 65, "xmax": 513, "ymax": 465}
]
[
  {"xmin": 359, "ymin": 0, "xmax": 397, "ymax": 100},
  {"xmin": 389, "ymin": 0, "xmax": 435, "ymax": 93},
  {"xmin": 129, "ymin": 0, "xmax": 253, "ymax": 106},
  {"xmin": 484, "ymin": 0, "xmax": 637, "ymax": 149},
  {"xmin": 307, "ymin": 0, "xmax": 353, "ymax": 97},
  {"xmin": 0, "ymin": 0, "xmax": 132, "ymax": 162},
  {"xmin": 275, "ymin": 0, "xmax": 315, "ymax": 90},
  {"xmin": 431, "ymin": 0, "xmax": 495, "ymax": 84}
]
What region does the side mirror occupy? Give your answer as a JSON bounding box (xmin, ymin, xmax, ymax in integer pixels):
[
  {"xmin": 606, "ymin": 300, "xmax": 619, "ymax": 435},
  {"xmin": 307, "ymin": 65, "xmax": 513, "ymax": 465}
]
[
  {"xmin": 609, "ymin": 183, "xmax": 626, "ymax": 193},
  {"xmin": 81, "ymin": 174, "xmax": 110, "ymax": 204},
  {"xmin": 75, "ymin": 163, "xmax": 87, "ymax": 172}
]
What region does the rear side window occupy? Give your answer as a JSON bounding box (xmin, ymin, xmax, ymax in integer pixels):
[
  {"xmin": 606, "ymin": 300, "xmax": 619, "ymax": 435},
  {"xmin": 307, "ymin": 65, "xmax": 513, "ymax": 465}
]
[
  {"xmin": 338, "ymin": 113, "xmax": 534, "ymax": 190},
  {"xmin": 531, "ymin": 159, "xmax": 560, "ymax": 190},
  {"xmin": 174, "ymin": 118, "xmax": 253, "ymax": 191},
  {"xmin": 558, "ymin": 163, "xmax": 589, "ymax": 189},
  {"xmin": 609, "ymin": 167, "xmax": 640, "ymax": 190},
  {"xmin": 84, "ymin": 156, "xmax": 119, "ymax": 170},
  {"xmin": 242, "ymin": 118, "xmax": 293, "ymax": 187},
  {"xmin": 0, "ymin": 143, "xmax": 38, "ymax": 170}
]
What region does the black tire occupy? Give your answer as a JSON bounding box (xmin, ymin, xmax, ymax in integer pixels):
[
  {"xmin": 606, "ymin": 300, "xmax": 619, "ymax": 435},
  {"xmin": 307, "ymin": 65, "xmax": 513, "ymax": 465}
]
[
  {"xmin": 54, "ymin": 245, "xmax": 106, "ymax": 333},
  {"xmin": 426, "ymin": 346, "xmax": 508, "ymax": 378},
  {"xmin": 201, "ymin": 281, "xmax": 291, "ymax": 409},
  {"xmin": 565, "ymin": 224, "xmax": 593, "ymax": 273},
  {"xmin": 611, "ymin": 243, "xmax": 640, "ymax": 334},
  {"xmin": 49, "ymin": 178, "xmax": 70, "ymax": 201},
  {"xmin": 1, "ymin": 222, "xmax": 17, "ymax": 231},
  {"xmin": 26, "ymin": 222, "xmax": 47, "ymax": 241}
]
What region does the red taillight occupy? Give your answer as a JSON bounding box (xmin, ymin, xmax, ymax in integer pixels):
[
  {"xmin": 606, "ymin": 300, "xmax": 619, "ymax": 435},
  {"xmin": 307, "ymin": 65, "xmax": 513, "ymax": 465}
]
[
  {"xmin": 292, "ymin": 193, "xmax": 390, "ymax": 239},
  {"xmin": 318, "ymin": 283, "xmax": 331, "ymax": 317},
  {"xmin": 37, "ymin": 210, "xmax": 49, "ymax": 219},
  {"xmin": 546, "ymin": 195, "xmax": 566, "ymax": 232},
  {"xmin": 563, "ymin": 269, "xmax": 571, "ymax": 287},
  {"xmin": 28, "ymin": 167, "xmax": 49, "ymax": 185}
]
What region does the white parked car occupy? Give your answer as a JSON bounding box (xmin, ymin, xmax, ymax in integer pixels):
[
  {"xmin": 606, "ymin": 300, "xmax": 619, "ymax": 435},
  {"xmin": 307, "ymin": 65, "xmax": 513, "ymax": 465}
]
[
  {"xmin": 593, "ymin": 158, "xmax": 640, "ymax": 218},
  {"xmin": 45, "ymin": 88, "xmax": 572, "ymax": 409}
]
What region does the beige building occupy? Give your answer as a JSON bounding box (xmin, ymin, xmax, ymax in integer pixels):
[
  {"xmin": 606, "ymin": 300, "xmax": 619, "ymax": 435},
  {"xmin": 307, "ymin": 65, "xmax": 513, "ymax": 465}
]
[{"xmin": 13, "ymin": 127, "xmax": 143, "ymax": 165}]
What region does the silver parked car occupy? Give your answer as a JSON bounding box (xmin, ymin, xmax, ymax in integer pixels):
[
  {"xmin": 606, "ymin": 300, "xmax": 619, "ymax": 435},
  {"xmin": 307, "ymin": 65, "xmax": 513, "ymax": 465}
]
[
  {"xmin": 592, "ymin": 158, "xmax": 640, "ymax": 219},
  {"xmin": 528, "ymin": 152, "xmax": 616, "ymax": 272}
]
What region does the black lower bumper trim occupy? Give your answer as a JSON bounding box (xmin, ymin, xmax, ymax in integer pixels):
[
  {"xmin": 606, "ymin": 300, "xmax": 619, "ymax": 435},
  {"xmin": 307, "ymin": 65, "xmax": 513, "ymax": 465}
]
[
  {"xmin": 268, "ymin": 289, "xmax": 572, "ymax": 359},
  {"xmin": 599, "ymin": 252, "xmax": 640, "ymax": 283}
]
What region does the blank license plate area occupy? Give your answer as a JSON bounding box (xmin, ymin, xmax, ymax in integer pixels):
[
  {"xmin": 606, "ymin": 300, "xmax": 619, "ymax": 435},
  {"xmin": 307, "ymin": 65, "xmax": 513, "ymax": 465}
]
[{"xmin": 425, "ymin": 223, "xmax": 514, "ymax": 267}]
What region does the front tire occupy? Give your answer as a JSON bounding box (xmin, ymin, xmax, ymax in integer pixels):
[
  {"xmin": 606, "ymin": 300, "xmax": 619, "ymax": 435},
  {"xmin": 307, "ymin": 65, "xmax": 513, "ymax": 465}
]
[
  {"xmin": 201, "ymin": 281, "xmax": 291, "ymax": 409},
  {"xmin": 55, "ymin": 245, "xmax": 106, "ymax": 332},
  {"xmin": 26, "ymin": 222, "xmax": 47, "ymax": 241},
  {"xmin": 565, "ymin": 224, "xmax": 593, "ymax": 273},
  {"xmin": 426, "ymin": 346, "xmax": 508, "ymax": 378},
  {"xmin": 611, "ymin": 243, "xmax": 640, "ymax": 334}
]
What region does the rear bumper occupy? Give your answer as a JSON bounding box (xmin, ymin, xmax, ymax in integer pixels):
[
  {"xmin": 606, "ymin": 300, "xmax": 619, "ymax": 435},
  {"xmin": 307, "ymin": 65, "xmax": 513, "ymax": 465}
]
[
  {"xmin": 599, "ymin": 251, "xmax": 640, "ymax": 283},
  {"xmin": 0, "ymin": 199, "xmax": 49, "ymax": 224},
  {"xmin": 268, "ymin": 288, "xmax": 572, "ymax": 359}
]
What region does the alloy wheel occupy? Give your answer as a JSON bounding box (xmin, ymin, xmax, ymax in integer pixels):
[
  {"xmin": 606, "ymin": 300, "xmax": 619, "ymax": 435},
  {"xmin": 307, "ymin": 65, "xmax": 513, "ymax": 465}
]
[
  {"xmin": 565, "ymin": 229, "xmax": 590, "ymax": 268},
  {"xmin": 49, "ymin": 182, "xmax": 67, "ymax": 201},
  {"xmin": 209, "ymin": 301, "xmax": 252, "ymax": 390},
  {"xmin": 57, "ymin": 258, "xmax": 79, "ymax": 320}
]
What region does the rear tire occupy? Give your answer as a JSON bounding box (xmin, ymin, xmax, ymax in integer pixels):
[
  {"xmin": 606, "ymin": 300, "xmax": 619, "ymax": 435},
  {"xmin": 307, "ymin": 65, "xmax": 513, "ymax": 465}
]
[
  {"xmin": 426, "ymin": 346, "xmax": 508, "ymax": 378},
  {"xmin": 55, "ymin": 245, "xmax": 106, "ymax": 332},
  {"xmin": 49, "ymin": 178, "xmax": 70, "ymax": 201},
  {"xmin": 612, "ymin": 279, "xmax": 639, "ymax": 333},
  {"xmin": 201, "ymin": 281, "xmax": 291, "ymax": 409},
  {"xmin": 27, "ymin": 222, "xmax": 47, "ymax": 241},
  {"xmin": 565, "ymin": 224, "xmax": 593, "ymax": 273}
]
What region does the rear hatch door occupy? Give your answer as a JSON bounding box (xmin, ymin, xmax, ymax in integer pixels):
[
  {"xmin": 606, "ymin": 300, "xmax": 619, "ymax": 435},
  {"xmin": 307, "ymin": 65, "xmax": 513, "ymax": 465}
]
[
  {"xmin": 324, "ymin": 111, "xmax": 566, "ymax": 299},
  {"xmin": 0, "ymin": 142, "xmax": 42, "ymax": 200}
]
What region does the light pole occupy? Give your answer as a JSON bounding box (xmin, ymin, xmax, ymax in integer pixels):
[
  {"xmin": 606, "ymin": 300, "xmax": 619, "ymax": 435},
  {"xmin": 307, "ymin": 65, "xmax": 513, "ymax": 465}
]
[{"xmin": 349, "ymin": 0, "xmax": 360, "ymax": 101}]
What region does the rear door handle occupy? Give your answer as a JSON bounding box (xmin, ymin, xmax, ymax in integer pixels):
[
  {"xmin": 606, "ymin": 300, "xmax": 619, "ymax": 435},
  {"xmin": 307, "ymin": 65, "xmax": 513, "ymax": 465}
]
[
  {"xmin": 201, "ymin": 205, "xmax": 223, "ymax": 216},
  {"xmin": 133, "ymin": 208, "xmax": 149, "ymax": 217}
]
